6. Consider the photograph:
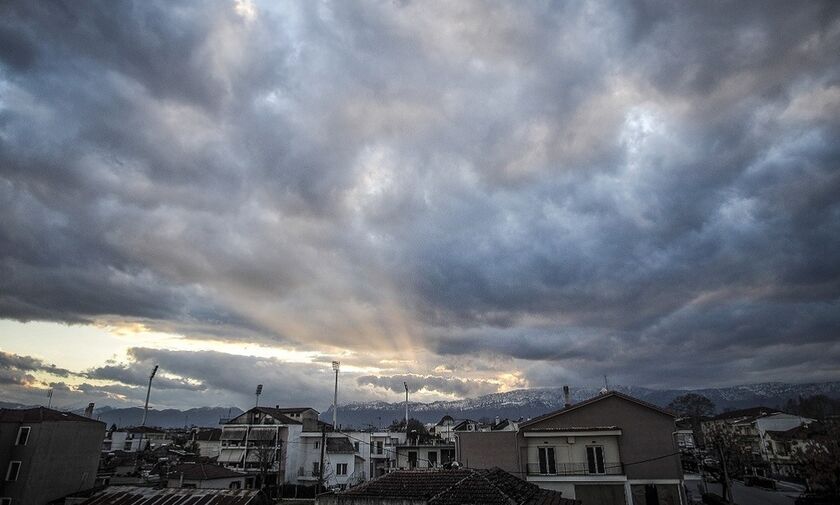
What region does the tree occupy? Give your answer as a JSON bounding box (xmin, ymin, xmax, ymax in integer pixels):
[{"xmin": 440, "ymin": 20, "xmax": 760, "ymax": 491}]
[
  {"xmin": 784, "ymin": 395, "xmax": 840, "ymax": 421},
  {"xmin": 388, "ymin": 418, "xmax": 431, "ymax": 442},
  {"xmin": 704, "ymin": 424, "xmax": 754, "ymax": 503},
  {"xmin": 794, "ymin": 422, "xmax": 840, "ymax": 498},
  {"xmin": 668, "ymin": 394, "xmax": 716, "ymax": 418}
]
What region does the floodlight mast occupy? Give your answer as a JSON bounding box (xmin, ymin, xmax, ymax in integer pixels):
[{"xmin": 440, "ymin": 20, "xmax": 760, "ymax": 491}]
[
  {"xmin": 332, "ymin": 361, "xmax": 340, "ymax": 428},
  {"xmin": 404, "ymin": 381, "xmax": 409, "ymax": 431},
  {"xmin": 137, "ymin": 364, "xmax": 158, "ymax": 457},
  {"xmin": 255, "ymin": 384, "xmax": 263, "ymax": 408}
]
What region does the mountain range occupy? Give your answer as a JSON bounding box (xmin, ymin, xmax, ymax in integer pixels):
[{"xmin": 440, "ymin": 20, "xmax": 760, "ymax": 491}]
[
  {"xmin": 322, "ymin": 381, "xmax": 840, "ymax": 429},
  {"xmin": 3, "ymin": 381, "xmax": 838, "ymax": 429}
]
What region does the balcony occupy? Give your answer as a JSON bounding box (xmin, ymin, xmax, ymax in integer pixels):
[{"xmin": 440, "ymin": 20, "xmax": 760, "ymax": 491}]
[
  {"xmin": 526, "ymin": 462, "xmax": 624, "ymax": 476},
  {"xmin": 297, "ymin": 467, "xmax": 319, "ymax": 480}
]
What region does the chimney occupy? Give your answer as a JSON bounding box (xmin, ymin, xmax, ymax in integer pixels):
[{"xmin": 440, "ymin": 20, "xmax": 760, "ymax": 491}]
[
  {"xmin": 494, "ymin": 416, "xmax": 500, "ymax": 426},
  {"xmin": 563, "ymin": 386, "xmax": 571, "ymax": 408},
  {"xmin": 276, "ymin": 405, "xmax": 280, "ymax": 409},
  {"xmin": 84, "ymin": 402, "xmax": 95, "ymax": 418}
]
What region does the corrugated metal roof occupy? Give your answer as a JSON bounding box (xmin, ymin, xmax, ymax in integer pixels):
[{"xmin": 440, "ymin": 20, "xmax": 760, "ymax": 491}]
[
  {"xmin": 79, "ymin": 487, "xmax": 268, "ymax": 505},
  {"xmin": 337, "ymin": 468, "xmax": 579, "ymax": 505}
]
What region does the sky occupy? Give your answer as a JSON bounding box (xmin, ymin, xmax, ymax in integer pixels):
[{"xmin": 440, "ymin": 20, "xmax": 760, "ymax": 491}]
[{"xmin": 1, "ymin": 0, "xmax": 839, "ymax": 412}]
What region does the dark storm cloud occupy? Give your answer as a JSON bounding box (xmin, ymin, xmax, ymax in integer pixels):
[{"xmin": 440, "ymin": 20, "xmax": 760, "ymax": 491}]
[
  {"xmin": 0, "ymin": 350, "xmax": 74, "ymax": 381},
  {"xmin": 1, "ymin": 0, "xmax": 839, "ymax": 395},
  {"xmin": 356, "ymin": 374, "xmax": 498, "ymax": 397}
]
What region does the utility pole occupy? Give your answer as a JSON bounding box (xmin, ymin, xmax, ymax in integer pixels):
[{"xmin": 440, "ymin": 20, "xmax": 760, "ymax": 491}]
[
  {"xmin": 332, "ymin": 361, "xmax": 340, "ymax": 429},
  {"xmin": 404, "ymin": 382, "xmax": 409, "ymax": 430},
  {"xmin": 317, "ymin": 422, "xmax": 327, "ymax": 492},
  {"xmin": 255, "ymin": 384, "xmax": 263, "ymax": 408}
]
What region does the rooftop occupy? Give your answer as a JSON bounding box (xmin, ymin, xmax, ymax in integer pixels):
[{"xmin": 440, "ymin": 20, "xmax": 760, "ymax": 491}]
[
  {"xmin": 520, "ymin": 391, "xmax": 674, "ymax": 429},
  {"xmin": 79, "ymin": 486, "xmax": 268, "ymax": 505},
  {"xmin": 0, "ymin": 406, "xmax": 104, "ymax": 425},
  {"xmin": 332, "ymin": 467, "xmax": 578, "ymax": 505}
]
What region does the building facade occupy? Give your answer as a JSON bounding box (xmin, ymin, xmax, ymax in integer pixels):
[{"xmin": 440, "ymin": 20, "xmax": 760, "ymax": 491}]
[{"xmin": 1, "ymin": 407, "xmax": 105, "ymax": 505}]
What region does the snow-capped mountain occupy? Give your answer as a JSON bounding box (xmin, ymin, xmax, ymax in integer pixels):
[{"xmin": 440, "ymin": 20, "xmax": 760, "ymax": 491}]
[{"xmin": 324, "ymin": 381, "xmax": 840, "ymax": 429}]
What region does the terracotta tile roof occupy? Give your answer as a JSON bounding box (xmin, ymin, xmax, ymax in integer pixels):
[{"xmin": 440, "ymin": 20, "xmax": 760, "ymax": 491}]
[
  {"xmin": 0, "ymin": 407, "xmax": 104, "ymax": 425},
  {"xmin": 170, "ymin": 463, "xmax": 246, "ymax": 481},
  {"xmin": 252, "ymin": 407, "xmax": 302, "ymax": 425},
  {"xmin": 335, "ymin": 468, "xmax": 578, "ymax": 505},
  {"xmin": 78, "ymin": 486, "xmax": 268, "ymax": 505},
  {"xmin": 326, "ymin": 437, "xmax": 356, "ymax": 453}
]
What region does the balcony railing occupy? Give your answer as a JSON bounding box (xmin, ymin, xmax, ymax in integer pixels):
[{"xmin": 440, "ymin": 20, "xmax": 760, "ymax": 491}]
[{"xmin": 526, "ymin": 462, "xmax": 624, "ymax": 476}]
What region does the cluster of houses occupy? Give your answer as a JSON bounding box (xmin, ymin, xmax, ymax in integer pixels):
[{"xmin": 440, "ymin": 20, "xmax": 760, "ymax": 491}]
[
  {"xmin": 697, "ymin": 406, "xmax": 825, "ymax": 480},
  {"xmin": 0, "ymin": 389, "xmax": 833, "ymax": 505}
]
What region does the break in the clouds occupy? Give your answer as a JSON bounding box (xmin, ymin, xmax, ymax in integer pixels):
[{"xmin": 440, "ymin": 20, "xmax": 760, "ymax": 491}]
[{"xmin": 1, "ymin": 0, "xmax": 840, "ymax": 408}]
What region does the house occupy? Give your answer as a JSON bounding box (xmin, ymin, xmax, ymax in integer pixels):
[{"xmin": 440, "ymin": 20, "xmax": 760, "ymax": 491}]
[
  {"xmin": 701, "ymin": 408, "xmax": 815, "ymax": 477},
  {"xmin": 315, "ymin": 467, "xmax": 579, "ymax": 505},
  {"xmin": 191, "ymin": 428, "xmax": 222, "ymax": 458},
  {"xmin": 77, "ymin": 486, "xmax": 271, "ymax": 505},
  {"xmin": 762, "ymin": 422, "xmax": 826, "ymax": 478},
  {"xmin": 102, "ymin": 426, "xmax": 170, "ymax": 453},
  {"xmin": 218, "ymin": 406, "xmax": 308, "ymax": 488},
  {"xmin": 167, "ymin": 463, "xmax": 247, "ymax": 489},
  {"xmin": 395, "ymin": 439, "xmax": 456, "ymax": 470},
  {"xmin": 456, "ymin": 390, "xmax": 685, "ymax": 505},
  {"xmin": 431, "ymin": 416, "xmax": 483, "ymax": 442},
  {"xmin": 0, "ymin": 407, "xmax": 105, "ymax": 505},
  {"xmin": 296, "ymin": 432, "xmax": 366, "ymax": 489}
]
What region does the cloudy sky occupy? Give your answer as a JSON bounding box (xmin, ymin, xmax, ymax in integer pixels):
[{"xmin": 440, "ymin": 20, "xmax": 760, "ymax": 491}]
[{"xmin": 1, "ymin": 0, "xmax": 839, "ymax": 412}]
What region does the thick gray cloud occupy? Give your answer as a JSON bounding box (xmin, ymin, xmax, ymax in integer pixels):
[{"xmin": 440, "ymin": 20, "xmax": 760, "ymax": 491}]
[
  {"xmin": 1, "ymin": 0, "xmax": 839, "ymax": 403},
  {"xmin": 356, "ymin": 374, "xmax": 498, "ymax": 397}
]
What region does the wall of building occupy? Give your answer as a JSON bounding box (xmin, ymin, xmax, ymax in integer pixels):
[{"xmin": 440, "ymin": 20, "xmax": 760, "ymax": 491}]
[
  {"xmin": 517, "ymin": 395, "xmax": 682, "ymax": 481},
  {"xmin": 524, "ymin": 433, "xmax": 622, "ymax": 474},
  {"xmin": 1, "ymin": 419, "xmax": 105, "ymax": 505},
  {"xmin": 455, "ymin": 432, "xmax": 519, "ymax": 474}
]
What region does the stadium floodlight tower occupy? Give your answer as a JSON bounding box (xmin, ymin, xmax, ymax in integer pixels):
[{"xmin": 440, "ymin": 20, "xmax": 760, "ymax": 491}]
[
  {"xmin": 255, "ymin": 384, "xmax": 263, "ymax": 408},
  {"xmin": 137, "ymin": 364, "xmax": 158, "ymax": 456},
  {"xmin": 332, "ymin": 361, "xmax": 340, "ymax": 429}
]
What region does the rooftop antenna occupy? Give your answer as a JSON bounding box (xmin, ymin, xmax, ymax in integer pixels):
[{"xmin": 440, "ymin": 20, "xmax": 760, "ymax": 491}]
[
  {"xmin": 404, "ymin": 381, "xmax": 409, "ymax": 431},
  {"xmin": 604, "ymin": 375, "xmax": 610, "ymax": 391},
  {"xmin": 255, "ymin": 384, "xmax": 263, "ymax": 408},
  {"xmin": 332, "ymin": 361, "xmax": 340, "ymax": 429},
  {"xmin": 47, "ymin": 388, "xmax": 53, "ymax": 409}
]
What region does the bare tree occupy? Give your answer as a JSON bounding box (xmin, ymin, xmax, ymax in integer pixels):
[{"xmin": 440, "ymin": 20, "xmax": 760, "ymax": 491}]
[
  {"xmin": 794, "ymin": 422, "xmax": 840, "ymax": 499},
  {"xmin": 704, "ymin": 424, "xmax": 753, "ymax": 503}
]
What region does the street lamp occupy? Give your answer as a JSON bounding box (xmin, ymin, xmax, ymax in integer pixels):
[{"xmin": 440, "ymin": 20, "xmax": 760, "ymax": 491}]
[{"xmin": 332, "ymin": 361, "xmax": 340, "ymax": 428}]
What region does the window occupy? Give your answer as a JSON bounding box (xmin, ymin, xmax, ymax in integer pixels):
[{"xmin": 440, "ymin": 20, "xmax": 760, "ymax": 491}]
[
  {"xmin": 408, "ymin": 451, "xmax": 418, "ymax": 469},
  {"xmin": 312, "ymin": 462, "xmax": 320, "ymax": 476},
  {"xmin": 229, "ymin": 481, "xmax": 241, "ymax": 489},
  {"xmin": 15, "ymin": 427, "xmax": 30, "ymax": 446},
  {"xmin": 314, "ymin": 441, "xmax": 320, "ymax": 449},
  {"xmin": 427, "ymin": 451, "xmax": 437, "ymax": 467},
  {"xmin": 1, "ymin": 498, "xmax": 11, "ymax": 505},
  {"xmin": 354, "ymin": 442, "xmax": 360, "ymax": 452},
  {"xmin": 538, "ymin": 447, "xmax": 556, "ymax": 474},
  {"xmin": 5, "ymin": 461, "xmax": 21, "ymax": 482},
  {"xmin": 336, "ymin": 463, "xmax": 348, "ymax": 475},
  {"xmin": 124, "ymin": 442, "xmax": 133, "ymax": 451},
  {"xmin": 376, "ymin": 441, "xmax": 383, "ymax": 454},
  {"xmin": 586, "ymin": 446, "xmax": 605, "ymax": 474}
]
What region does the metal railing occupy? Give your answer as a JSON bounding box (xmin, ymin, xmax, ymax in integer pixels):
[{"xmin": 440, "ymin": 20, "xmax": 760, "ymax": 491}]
[{"xmin": 526, "ymin": 462, "xmax": 624, "ymax": 476}]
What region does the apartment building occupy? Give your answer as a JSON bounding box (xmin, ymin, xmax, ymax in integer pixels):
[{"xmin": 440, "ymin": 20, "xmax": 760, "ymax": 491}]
[
  {"xmin": 0, "ymin": 407, "xmax": 105, "ymax": 505},
  {"xmin": 102, "ymin": 425, "xmax": 170, "ymax": 452}
]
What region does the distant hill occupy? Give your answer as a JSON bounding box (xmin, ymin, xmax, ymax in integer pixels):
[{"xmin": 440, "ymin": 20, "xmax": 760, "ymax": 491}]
[
  {"xmin": 322, "ymin": 381, "xmax": 840, "ymax": 429},
  {"xmin": 86, "ymin": 406, "xmax": 244, "ymax": 428}
]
